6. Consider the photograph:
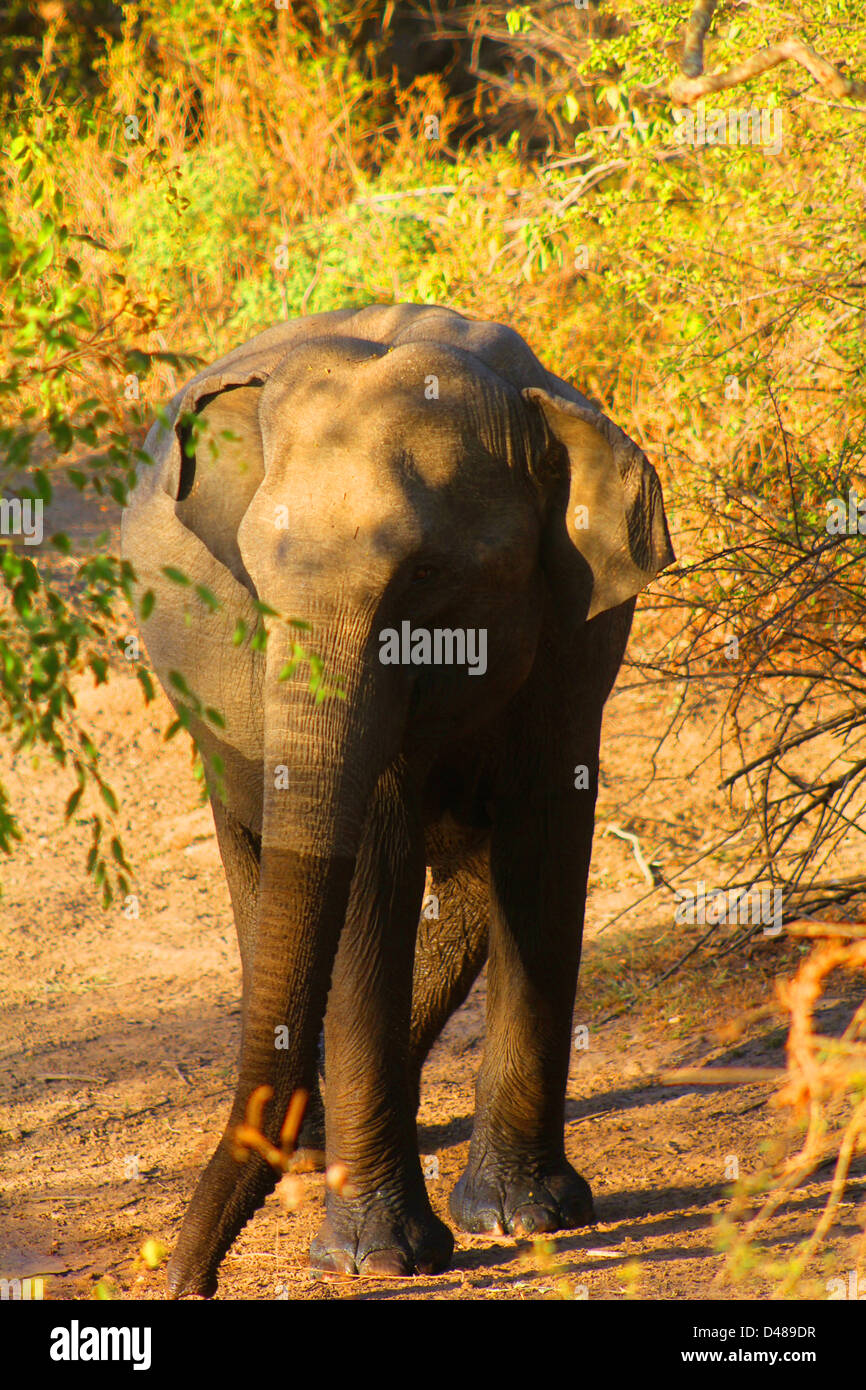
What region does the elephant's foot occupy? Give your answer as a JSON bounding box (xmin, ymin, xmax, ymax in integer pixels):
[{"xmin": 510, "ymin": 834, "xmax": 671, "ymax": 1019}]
[
  {"xmin": 310, "ymin": 1187, "xmax": 454, "ymax": 1277},
  {"xmin": 450, "ymin": 1154, "xmax": 594, "ymax": 1236},
  {"xmin": 167, "ymin": 1255, "xmax": 219, "ymax": 1300},
  {"xmin": 167, "ymin": 1140, "xmax": 278, "ymax": 1298}
]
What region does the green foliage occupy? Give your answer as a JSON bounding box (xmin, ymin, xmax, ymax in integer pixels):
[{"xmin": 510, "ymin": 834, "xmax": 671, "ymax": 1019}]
[
  {"xmin": 122, "ymin": 145, "xmax": 262, "ymax": 279},
  {"xmin": 232, "ymin": 198, "xmax": 439, "ymax": 328},
  {"xmin": 0, "ymin": 115, "xmax": 186, "ymax": 899}
]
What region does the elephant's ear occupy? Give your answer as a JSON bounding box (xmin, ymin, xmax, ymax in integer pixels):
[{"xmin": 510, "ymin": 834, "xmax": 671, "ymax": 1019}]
[
  {"xmin": 131, "ymin": 369, "xmax": 270, "ymax": 591},
  {"xmin": 173, "ymin": 384, "xmax": 265, "ymax": 591},
  {"xmin": 522, "ymin": 386, "xmax": 675, "ymax": 622}
]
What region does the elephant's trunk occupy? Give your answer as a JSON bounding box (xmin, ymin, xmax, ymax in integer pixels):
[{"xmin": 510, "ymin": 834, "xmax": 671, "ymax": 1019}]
[{"xmin": 168, "ymin": 615, "xmax": 396, "ymax": 1297}]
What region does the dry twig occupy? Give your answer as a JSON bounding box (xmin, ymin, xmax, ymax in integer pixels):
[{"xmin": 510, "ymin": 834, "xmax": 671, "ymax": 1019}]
[{"xmin": 715, "ymin": 929, "xmax": 866, "ymax": 1296}]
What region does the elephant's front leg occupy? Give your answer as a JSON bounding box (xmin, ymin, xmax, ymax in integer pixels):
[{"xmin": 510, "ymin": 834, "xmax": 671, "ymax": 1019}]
[
  {"xmin": 310, "ymin": 766, "xmax": 454, "ymax": 1276},
  {"xmin": 450, "ymin": 785, "xmax": 597, "ymax": 1237}
]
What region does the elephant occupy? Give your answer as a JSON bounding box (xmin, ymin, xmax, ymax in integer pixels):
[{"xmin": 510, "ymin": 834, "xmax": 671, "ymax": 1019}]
[{"xmin": 121, "ymin": 302, "xmax": 673, "ymax": 1297}]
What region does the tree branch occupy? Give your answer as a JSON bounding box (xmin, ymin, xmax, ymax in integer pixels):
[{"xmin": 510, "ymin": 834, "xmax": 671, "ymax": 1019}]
[
  {"xmin": 681, "ymin": 0, "xmax": 719, "ymax": 78},
  {"xmin": 671, "ymin": 35, "xmax": 866, "ymax": 106}
]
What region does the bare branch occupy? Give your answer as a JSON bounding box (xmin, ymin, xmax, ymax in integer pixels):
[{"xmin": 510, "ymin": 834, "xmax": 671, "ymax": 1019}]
[
  {"xmin": 681, "ymin": 0, "xmax": 719, "ymax": 78},
  {"xmin": 671, "ymin": 35, "xmax": 866, "ymax": 106}
]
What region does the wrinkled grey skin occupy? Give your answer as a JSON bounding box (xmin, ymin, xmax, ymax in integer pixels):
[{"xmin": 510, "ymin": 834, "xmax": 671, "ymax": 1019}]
[{"xmin": 121, "ymin": 303, "xmax": 673, "ymax": 1296}]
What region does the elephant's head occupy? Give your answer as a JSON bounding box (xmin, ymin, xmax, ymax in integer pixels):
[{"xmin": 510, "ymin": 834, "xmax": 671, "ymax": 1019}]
[
  {"xmin": 153, "ymin": 314, "xmax": 673, "ymax": 1294},
  {"xmin": 236, "ymin": 330, "xmax": 673, "ymax": 792}
]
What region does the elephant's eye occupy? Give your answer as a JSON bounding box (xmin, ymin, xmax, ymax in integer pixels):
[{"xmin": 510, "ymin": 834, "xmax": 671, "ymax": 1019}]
[{"xmin": 410, "ymin": 564, "xmax": 437, "ymax": 585}]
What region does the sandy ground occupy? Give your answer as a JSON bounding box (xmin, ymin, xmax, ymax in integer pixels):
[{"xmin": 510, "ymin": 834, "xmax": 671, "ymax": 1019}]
[{"xmin": 1, "ymin": 479, "xmax": 864, "ymax": 1302}]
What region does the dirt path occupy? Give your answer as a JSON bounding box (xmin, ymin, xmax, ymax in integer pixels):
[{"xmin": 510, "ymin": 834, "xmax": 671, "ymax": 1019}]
[{"xmin": 1, "ymin": 480, "xmax": 863, "ymax": 1301}]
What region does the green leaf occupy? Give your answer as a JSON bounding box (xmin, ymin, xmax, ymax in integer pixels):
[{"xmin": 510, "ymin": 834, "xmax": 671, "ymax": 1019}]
[
  {"xmin": 110, "ymin": 837, "xmax": 129, "ymax": 868},
  {"xmin": 194, "ymin": 583, "xmax": 220, "ymax": 612},
  {"xmin": 33, "ymin": 242, "xmax": 54, "ymax": 274},
  {"xmin": 136, "ymin": 667, "xmax": 155, "ymax": 702},
  {"xmin": 124, "ymin": 349, "xmax": 151, "ymax": 375},
  {"xmin": 49, "ymin": 420, "xmax": 73, "ymax": 453},
  {"xmin": 161, "ymin": 566, "xmax": 190, "ymax": 586},
  {"xmin": 563, "ymin": 93, "xmax": 580, "ymax": 125}
]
